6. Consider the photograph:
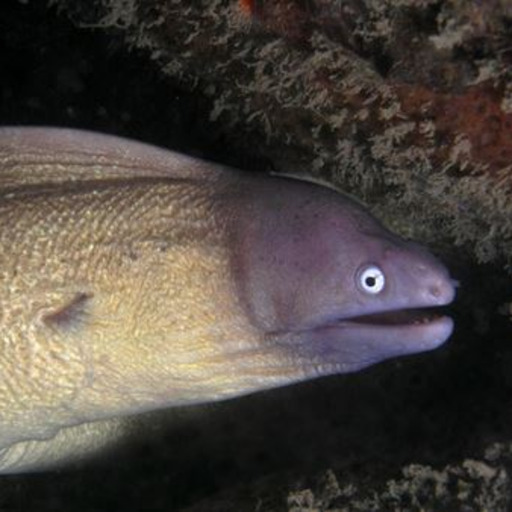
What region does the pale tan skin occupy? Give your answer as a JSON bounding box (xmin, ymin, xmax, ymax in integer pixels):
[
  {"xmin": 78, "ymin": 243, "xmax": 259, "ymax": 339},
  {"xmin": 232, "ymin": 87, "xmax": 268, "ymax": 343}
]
[
  {"xmin": 0, "ymin": 128, "xmax": 456, "ymax": 473},
  {"xmin": 0, "ymin": 129, "xmax": 285, "ymax": 472}
]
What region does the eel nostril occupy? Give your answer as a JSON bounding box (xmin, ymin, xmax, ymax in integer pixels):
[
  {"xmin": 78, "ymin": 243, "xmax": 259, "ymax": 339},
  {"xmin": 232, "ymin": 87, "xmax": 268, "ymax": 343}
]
[
  {"xmin": 429, "ymin": 285, "xmax": 442, "ymax": 299},
  {"xmin": 428, "ymin": 277, "xmax": 457, "ymax": 303}
]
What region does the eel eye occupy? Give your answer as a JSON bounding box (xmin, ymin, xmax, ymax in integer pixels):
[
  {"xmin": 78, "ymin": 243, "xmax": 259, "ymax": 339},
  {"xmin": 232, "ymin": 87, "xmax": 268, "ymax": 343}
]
[{"xmin": 357, "ymin": 265, "xmax": 385, "ymax": 295}]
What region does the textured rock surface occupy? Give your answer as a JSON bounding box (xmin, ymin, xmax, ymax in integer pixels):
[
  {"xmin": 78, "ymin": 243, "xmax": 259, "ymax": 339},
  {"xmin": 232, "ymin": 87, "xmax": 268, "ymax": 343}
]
[
  {"xmin": 185, "ymin": 444, "xmax": 512, "ymax": 511},
  {"xmin": 52, "ymin": 0, "xmax": 512, "ymax": 264}
]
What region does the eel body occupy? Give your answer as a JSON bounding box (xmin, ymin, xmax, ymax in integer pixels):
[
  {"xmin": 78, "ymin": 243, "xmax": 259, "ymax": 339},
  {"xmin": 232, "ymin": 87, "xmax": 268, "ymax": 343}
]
[{"xmin": 0, "ymin": 127, "xmax": 456, "ymax": 473}]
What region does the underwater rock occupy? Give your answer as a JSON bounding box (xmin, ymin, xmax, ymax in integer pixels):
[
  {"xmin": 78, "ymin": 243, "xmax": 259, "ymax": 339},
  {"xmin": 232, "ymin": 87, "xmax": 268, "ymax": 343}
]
[{"xmin": 54, "ymin": 0, "xmax": 512, "ymax": 264}]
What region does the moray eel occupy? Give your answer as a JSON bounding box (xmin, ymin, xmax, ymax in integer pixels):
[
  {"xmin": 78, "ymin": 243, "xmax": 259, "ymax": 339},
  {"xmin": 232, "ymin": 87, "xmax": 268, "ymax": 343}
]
[{"xmin": 0, "ymin": 127, "xmax": 456, "ymax": 473}]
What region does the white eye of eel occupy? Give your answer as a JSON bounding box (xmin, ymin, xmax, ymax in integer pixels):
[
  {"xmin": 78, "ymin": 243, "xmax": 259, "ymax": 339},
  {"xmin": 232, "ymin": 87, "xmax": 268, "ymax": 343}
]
[{"xmin": 357, "ymin": 265, "xmax": 386, "ymax": 295}]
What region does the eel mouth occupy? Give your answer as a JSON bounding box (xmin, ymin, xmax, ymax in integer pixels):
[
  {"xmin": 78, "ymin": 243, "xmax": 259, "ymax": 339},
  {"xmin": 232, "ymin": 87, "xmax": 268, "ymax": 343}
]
[
  {"xmin": 326, "ymin": 305, "xmax": 455, "ymax": 354},
  {"xmin": 344, "ymin": 307, "xmax": 449, "ymax": 327},
  {"xmin": 270, "ymin": 306, "xmax": 455, "ymax": 376}
]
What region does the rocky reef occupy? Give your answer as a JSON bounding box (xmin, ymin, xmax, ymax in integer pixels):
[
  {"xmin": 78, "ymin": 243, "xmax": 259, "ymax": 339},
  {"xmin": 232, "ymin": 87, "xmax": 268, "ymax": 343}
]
[{"xmin": 52, "ymin": 0, "xmax": 512, "ymax": 264}]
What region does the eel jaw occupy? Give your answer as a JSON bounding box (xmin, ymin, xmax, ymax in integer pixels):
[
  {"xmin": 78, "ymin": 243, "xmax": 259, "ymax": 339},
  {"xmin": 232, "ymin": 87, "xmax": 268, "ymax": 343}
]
[
  {"xmin": 336, "ymin": 308, "xmax": 454, "ymax": 352},
  {"xmin": 277, "ymin": 307, "xmax": 455, "ymax": 376}
]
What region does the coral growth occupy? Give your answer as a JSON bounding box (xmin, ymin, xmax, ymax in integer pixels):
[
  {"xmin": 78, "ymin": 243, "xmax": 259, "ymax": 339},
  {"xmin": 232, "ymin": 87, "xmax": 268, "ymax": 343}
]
[{"xmin": 56, "ymin": 0, "xmax": 512, "ymax": 264}]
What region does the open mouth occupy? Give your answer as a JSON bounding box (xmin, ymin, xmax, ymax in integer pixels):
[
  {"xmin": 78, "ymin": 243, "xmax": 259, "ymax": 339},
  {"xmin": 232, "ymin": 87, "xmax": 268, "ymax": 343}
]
[
  {"xmin": 271, "ymin": 305, "xmax": 455, "ymax": 377},
  {"xmin": 321, "ymin": 305, "xmax": 455, "ymax": 357},
  {"xmin": 345, "ymin": 307, "xmax": 448, "ymax": 326},
  {"xmin": 316, "ymin": 304, "xmax": 455, "ymax": 355}
]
